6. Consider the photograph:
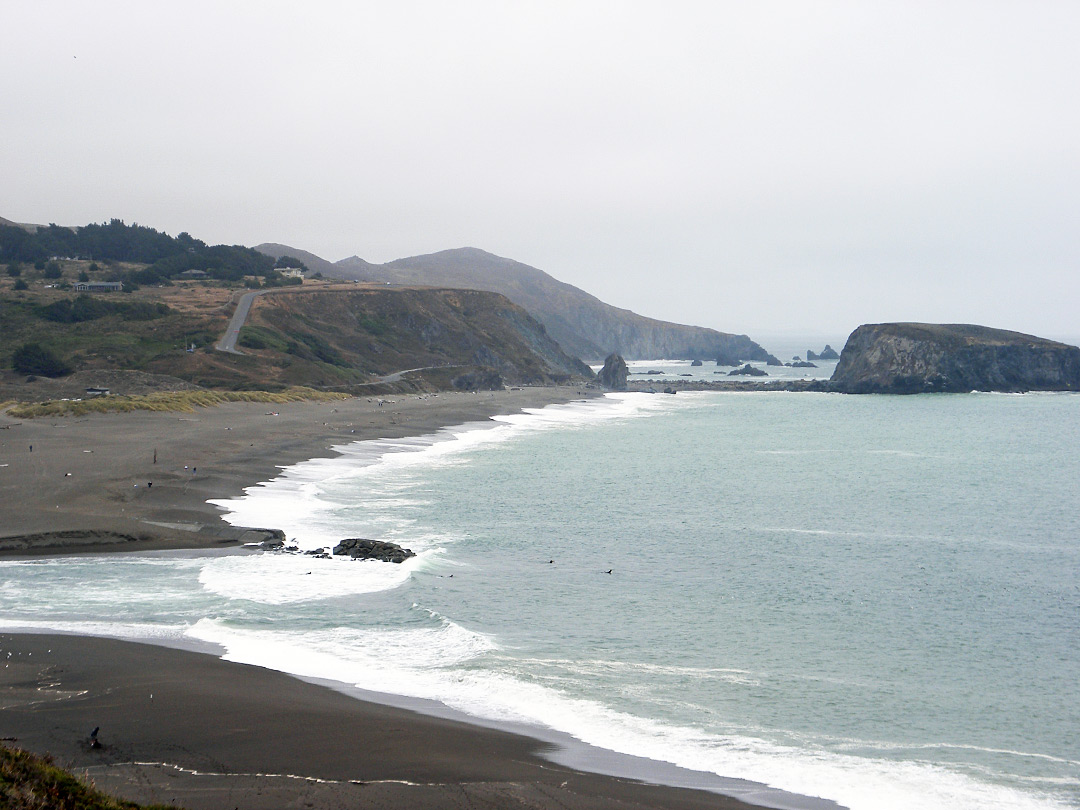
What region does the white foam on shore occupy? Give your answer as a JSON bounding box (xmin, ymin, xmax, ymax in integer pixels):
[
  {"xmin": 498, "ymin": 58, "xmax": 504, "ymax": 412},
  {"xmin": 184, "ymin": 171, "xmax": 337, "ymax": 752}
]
[
  {"xmin": 196, "ymin": 550, "xmax": 430, "ymax": 604},
  {"xmin": 180, "ymin": 612, "xmax": 1068, "ymax": 810},
  {"xmin": 208, "ymin": 393, "xmax": 680, "ymax": 555},
  {"xmin": 7, "ymin": 390, "xmax": 1072, "ymax": 810},
  {"xmin": 0, "ymin": 617, "xmax": 190, "ymax": 641}
]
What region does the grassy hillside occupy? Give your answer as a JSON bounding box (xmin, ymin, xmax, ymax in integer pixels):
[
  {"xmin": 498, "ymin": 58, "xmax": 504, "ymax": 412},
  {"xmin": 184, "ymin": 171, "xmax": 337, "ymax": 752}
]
[
  {"xmin": 0, "ymin": 743, "xmax": 179, "ymax": 809},
  {"xmin": 243, "ymin": 286, "xmax": 592, "ymax": 384},
  {"xmin": 0, "ymin": 256, "xmax": 592, "ymax": 400},
  {"xmin": 268, "ymin": 245, "xmax": 777, "ymax": 363}
]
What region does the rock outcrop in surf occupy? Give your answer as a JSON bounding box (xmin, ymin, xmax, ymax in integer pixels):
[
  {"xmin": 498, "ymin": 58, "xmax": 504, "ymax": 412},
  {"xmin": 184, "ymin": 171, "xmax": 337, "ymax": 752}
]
[
  {"xmin": 333, "ymin": 538, "xmax": 416, "ymax": 563},
  {"xmin": 597, "ymin": 353, "xmax": 629, "ymax": 390}
]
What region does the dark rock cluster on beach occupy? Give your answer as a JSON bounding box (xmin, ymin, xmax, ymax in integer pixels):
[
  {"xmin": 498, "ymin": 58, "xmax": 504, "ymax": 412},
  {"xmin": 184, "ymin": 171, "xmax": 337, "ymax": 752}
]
[{"xmin": 333, "ymin": 538, "xmax": 416, "ymax": 563}]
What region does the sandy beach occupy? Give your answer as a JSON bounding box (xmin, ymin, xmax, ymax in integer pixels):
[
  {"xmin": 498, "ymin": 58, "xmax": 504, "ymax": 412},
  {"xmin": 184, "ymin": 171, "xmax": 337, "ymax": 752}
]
[
  {"xmin": 0, "ymin": 633, "xmax": 766, "ymax": 810},
  {"xmin": 0, "ymin": 386, "xmax": 592, "ymax": 554},
  {"xmin": 0, "ymin": 387, "xmax": 771, "ymax": 808}
]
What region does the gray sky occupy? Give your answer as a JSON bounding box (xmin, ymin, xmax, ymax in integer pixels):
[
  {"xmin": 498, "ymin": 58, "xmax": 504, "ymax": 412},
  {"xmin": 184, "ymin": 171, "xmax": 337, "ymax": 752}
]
[{"xmin": 2, "ymin": 1, "xmax": 1077, "ymax": 341}]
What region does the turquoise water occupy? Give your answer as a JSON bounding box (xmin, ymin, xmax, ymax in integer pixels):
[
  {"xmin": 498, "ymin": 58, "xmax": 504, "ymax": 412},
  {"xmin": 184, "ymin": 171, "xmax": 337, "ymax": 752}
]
[{"xmin": 2, "ymin": 391, "xmax": 1078, "ymax": 809}]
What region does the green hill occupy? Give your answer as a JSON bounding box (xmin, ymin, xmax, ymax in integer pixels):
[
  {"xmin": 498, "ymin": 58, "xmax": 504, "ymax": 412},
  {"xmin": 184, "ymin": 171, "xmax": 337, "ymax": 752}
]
[{"xmin": 257, "ymin": 244, "xmax": 777, "ymax": 364}]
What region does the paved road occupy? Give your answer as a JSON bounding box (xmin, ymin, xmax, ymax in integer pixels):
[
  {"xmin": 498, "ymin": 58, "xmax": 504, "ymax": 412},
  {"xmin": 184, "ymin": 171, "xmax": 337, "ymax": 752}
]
[
  {"xmin": 376, "ymin": 366, "xmax": 445, "ymax": 383},
  {"xmin": 212, "ymin": 286, "xmax": 449, "ymax": 383},
  {"xmin": 214, "ymin": 289, "xmax": 269, "ymax": 354},
  {"xmin": 215, "ymin": 282, "xmax": 365, "ymax": 354}
]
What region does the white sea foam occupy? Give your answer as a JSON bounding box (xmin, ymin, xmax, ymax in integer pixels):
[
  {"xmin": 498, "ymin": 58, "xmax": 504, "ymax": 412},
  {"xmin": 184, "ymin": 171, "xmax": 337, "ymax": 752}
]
[
  {"xmin": 180, "ymin": 615, "xmax": 1068, "ymax": 810},
  {"xmin": 209, "ymin": 393, "xmax": 680, "ymax": 551},
  {"xmin": 0, "ymin": 617, "xmax": 190, "ymax": 641},
  {"xmin": 196, "ymin": 550, "xmax": 426, "ymax": 604},
  {"xmin": 8, "ymin": 390, "xmax": 1075, "ymax": 810},
  {"xmin": 185, "ymin": 611, "xmax": 496, "ymax": 682}
]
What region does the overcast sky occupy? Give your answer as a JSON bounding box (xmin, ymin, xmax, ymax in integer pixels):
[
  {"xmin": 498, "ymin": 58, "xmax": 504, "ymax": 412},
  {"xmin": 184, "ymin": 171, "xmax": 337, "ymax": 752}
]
[{"xmin": 2, "ymin": 1, "xmax": 1077, "ymax": 342}]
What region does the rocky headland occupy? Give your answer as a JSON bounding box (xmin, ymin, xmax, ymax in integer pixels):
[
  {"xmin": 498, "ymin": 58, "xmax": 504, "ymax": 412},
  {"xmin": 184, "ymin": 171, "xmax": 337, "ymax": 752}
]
[{"xmin": 829, "ymin": 323, "xmax": 1080, "ymax": 394}]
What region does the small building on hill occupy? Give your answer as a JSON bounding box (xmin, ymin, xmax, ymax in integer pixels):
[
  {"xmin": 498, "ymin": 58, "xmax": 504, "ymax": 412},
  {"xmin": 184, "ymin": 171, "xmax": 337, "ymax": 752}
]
[
  {"xmin": 179, "ymin": 269, "xmax": 209, "ymax": 279},
  {"xmin": 279, "ymin": 267, "xmax": 304, "ymax": 279},
  {"xmin": 73, "ymin": 281, "xmax": 123, "ymax": 293}
]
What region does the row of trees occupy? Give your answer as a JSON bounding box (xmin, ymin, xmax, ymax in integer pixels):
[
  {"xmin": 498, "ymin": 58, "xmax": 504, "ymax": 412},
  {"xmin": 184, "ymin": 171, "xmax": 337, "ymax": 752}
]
[{"xmin": 0, "ymin": 220, "xmax": 281, "ymax": 283}]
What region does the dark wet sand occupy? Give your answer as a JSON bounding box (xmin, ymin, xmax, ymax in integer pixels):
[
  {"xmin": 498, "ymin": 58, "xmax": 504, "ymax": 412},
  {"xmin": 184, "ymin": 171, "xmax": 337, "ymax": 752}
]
[
  {"xmin": 0, "ymin": 388, "xmax": 780, "ymax": 809},
  {"xmin": 0, "ymin": 634, "xmax": 766, "ymax": 810},
  {"xmin": 0, "ymin": 386, "xmax": 594, "ymax": 554}
]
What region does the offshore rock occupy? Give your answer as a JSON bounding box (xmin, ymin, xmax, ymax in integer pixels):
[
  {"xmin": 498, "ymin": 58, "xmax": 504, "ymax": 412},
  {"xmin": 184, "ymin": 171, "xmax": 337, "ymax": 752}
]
[
  {"xmin": 729, "ymin": 364, "xmax": 768, "ymax": 377},
  {"xmin": 819, "ymin": 344, "xmax": 840, "ymax": 360},
  {"xmin": 597, "ymin": 353, "xmax": 629, "ymax": 390},
  {"xmin": 831, "ymin": 323, "xmax": 1080, "ymax": 394},
  {"xmin": 806, "ymin": 350, "xmax": 819, "ymax": 361},
  {"xmin": 690, "ymin": 359, "xmax": 703, "ymax": 367},
  {"xmin": 333, "ymin": 538, "xmax": 416, "ymax": 563}
]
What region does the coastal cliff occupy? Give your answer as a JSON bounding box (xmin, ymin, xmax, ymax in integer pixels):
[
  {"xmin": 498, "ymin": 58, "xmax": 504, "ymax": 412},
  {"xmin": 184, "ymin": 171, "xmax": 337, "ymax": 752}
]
[
  {"xmin": 830, "ymin": 323, "xmax": 1080, "ymax": 394},
  {"xmin": 260, "ymin": 244, "xmax": 776, "ymax": 364}
]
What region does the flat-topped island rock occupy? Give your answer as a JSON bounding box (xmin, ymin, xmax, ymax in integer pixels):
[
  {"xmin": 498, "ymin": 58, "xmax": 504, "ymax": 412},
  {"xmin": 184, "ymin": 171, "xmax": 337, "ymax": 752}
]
[{"xmin": 831, "ymin": 323, "xmax": 1080, "ymax": 394}]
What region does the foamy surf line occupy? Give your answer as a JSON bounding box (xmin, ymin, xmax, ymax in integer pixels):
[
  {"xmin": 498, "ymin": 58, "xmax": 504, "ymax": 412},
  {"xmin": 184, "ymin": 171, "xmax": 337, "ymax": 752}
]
[
  {"xmin": 180, "ymin": 613, "xmax": 1074, "ymax": 810},
  {"xmin": 5, "ymin": 391, "xmax": 1072, "ymax": 810},
  {"xmin": 207, "ymin": 392, "xmax": 683, "ymax": 553}
]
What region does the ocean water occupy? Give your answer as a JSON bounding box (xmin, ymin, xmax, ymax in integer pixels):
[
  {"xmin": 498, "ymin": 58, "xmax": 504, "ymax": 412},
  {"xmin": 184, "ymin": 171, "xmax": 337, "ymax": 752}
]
[{"xmin": 2, "ymin": 390, "xmax": 1078, "ymax": 810}]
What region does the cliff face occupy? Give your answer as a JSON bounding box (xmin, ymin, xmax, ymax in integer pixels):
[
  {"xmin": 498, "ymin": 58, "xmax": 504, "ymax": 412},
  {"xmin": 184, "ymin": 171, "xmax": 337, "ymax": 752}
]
[
  {"xmin": 259, "ymin": 244, "xmax": 775, "ymax": 363},
  {"xmin": 247, "ymin": 287, "xmax": 594, "ymax": 386},
  {"xmin": 831, "ymin": 323, "xmax": 1080, "ymax": 394}
]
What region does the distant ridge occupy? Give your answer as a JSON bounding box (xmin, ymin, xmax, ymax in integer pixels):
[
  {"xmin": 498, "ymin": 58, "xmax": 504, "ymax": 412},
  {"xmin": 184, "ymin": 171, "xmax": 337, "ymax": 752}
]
[
  {"xmin": 253, "ymin": 243, "xmax": 342, "ymax": 277},
  {"xmin": 0, "ymin": 216, "xmax": 42, "ymax": 232},
  {"xmin": 256, "ymin": 243, "xmax": 775, "ymax": 363}
]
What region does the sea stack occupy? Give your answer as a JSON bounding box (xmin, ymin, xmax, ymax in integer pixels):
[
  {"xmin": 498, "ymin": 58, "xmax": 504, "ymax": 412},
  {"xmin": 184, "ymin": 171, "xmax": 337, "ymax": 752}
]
[
  {"xmin": 597, "ymin": 353, "xmax": 629, "ymax": 390},
  {"xmin": 830, "ymin": 323, "xmax": 1080, "ymax": 394}
]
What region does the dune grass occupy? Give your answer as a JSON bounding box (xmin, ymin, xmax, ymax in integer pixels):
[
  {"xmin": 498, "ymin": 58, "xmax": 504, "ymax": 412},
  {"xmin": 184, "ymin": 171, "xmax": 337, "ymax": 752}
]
[
  {"xmin": 0, "ymin": 743, "xmax": 180, "ymax": 809},
  {"xmin": 4, "ymin": 387, "xmax": 349, "ymax": 418}
]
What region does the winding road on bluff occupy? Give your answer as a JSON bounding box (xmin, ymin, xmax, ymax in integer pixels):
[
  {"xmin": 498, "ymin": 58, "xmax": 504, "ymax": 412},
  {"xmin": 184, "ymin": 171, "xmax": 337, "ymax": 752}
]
[
  {"xmin": 212, "ymin": 283, "xmax": 456, "ymax": 383},
  {"xmin": 214, "ymin": 289, "xmax": 268, "ymax": 354}
]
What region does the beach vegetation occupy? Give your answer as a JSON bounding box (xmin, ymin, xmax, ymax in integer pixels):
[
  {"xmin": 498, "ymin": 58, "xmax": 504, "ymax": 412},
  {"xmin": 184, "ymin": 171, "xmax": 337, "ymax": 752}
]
[
  {"xmin": 13, "ymin": 278, "xmax": 28, "ymax": 290},
  {"xmin": 0, "ymin": 742, "xmax": 180, "ymax": 810},
  {"xmin": 4, "ymin": 386, "xmax": 349, "ymax": 418}
]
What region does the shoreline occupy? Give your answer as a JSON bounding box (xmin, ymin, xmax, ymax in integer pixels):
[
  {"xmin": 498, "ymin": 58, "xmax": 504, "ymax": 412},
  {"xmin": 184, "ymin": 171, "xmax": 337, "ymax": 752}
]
[
  {"xmin": 0, "ymin": 388, "xmax": 826, "ymax": 809},
  {"xmin": 0, "ymin": 385, "xmax": 595, "ymax": 556},
  {"xmin": 0, "ymin": 632, "xmax": 777, "ymax": 810}
]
